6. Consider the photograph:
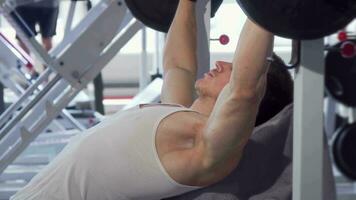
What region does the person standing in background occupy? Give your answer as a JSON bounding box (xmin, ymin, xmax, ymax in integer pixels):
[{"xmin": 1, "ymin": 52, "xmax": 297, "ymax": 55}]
[
  {"xmin": 11, "ymin": 0, "xmax": 59, "ymax": 78},
  {"xmin": 13, "ymin": 0, "xmax": 59, "ymax": 53}
]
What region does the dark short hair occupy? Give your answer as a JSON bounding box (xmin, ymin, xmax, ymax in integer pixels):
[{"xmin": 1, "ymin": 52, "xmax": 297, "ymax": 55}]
[{"xmin": 255, "ymin": 53, "xmax": 293, "ymax": 126}]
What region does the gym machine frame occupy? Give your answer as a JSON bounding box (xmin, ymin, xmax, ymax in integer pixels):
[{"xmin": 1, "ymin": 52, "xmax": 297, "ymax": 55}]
[
  {"xmin": 0, "ymin": 0, "xmax": 144, "ymax": 175},
  {"xmin": 0, "ymin": 32, "xmax": 87, "ymax": 133},
  {"xmin": 293, "ymin": 39, "xmax": 325, "ymax": 200}
]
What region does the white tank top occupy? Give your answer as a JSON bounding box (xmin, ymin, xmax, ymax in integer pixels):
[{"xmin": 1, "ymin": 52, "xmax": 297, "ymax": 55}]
[{"xmin": 11, "ymin": 104, "xmax": 201, "ymax": 200}]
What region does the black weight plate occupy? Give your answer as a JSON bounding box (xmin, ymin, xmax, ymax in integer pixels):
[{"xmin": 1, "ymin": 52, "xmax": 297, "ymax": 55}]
[
  {"xmin": 125, "ymin": 0, "xmax": 223, "ymax": 33},
  {"xmin": 325, "ymin": 41, "xmax": 356, "ymax": 106},
  {"xmin": 125, "ymin": 0, "xmax": 177, "ymax": 32},
  {"xmin": 332, "ymin": 124, "xmax": 356, "ymax": 180},
  {"xmin": 236, "ymin": 0, "xmax": 355, "ymax": 40},
  {"xmin": 211, "ymin": 0, "xmax": 223, "ymax": 18}
]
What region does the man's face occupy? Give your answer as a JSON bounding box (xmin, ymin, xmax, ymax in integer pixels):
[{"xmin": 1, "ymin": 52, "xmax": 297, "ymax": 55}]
[{"xmin": 195, "ymin": 61, "xmax": 232, "ymax": 98}]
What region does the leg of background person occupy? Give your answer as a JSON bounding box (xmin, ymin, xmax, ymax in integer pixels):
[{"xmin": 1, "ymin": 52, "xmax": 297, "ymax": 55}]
[
  {"xmin": 40, "ymin": 37, "xmax": 53, "ymax": 73},
  {"xmin": 17, "ymin": 36, "xmax": 40, "ymax": 79},
  {"xmin": 17, "ymin": 38, "xmax": 30, "ymax": 54},
  {"xmin": 41, "ymin": 37, "xmax": 53, "ymax": 51},
  {"xmin": 38, "ymin": 5, "xmax": 59, "ymax": 51},
  {"xmin": 39, "ymin": 6, "xmax": 59, "ymax": 71},
  {"xmin": 13, "ymin": 6, "xmax": 37, "ymax": 55}
]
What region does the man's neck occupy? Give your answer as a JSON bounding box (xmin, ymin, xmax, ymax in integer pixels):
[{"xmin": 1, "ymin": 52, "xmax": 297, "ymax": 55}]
[{"xmin": 190, "ymin": 96, "xmax": 216, "ymax": 116}]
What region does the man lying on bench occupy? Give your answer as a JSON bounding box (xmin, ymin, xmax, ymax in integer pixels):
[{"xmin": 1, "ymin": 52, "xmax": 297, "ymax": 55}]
[{"xmin": 11, "ymin": 1, "xmax": 294, "ymax": 200}]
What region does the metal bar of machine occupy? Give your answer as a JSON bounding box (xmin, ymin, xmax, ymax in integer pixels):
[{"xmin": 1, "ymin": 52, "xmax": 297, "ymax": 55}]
[
  {"xmin": 293, "ymin": 39, "xmax": 325, "ymax": 200},
  {"xmin": 0, "ymin": 0, "xmax": 142, "ymax": 175}
]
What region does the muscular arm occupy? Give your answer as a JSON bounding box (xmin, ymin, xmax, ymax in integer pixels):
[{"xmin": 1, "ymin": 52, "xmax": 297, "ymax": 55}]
[
  {"xmin": 161, "ymin": 0, "xmax": 198, "ymax": 107},
  {"xmin": 194, "ymin": 20, "xmax": 274, "ymax": 185}
]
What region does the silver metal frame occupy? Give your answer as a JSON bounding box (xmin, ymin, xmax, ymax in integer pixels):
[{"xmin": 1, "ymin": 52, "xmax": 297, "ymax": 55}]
[
  {"xmin": 0, "ymin": 0, "xmax": 143, "ymax": 174},
  {"xmin": 196, "ymin": 0, "xmax": 210, "ymax": 78},
  {"xmin": 293, "ymin": 39, "xmax": 325, "ymax": 200},
  {"xmin": 0, "ymin": 33, "xmax": 86, "ymax": 132},
  {"xmin": 139, "ymin": 27, "xmax": 149, "ymax": 91},
  {"xmin": 64, "ymin": 0, "xmax": 77, "ymax": 36}
]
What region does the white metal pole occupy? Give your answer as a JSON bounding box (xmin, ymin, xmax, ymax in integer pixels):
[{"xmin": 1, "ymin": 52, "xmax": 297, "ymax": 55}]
[
  {"xmin": 196, "ymin": 0, "xmax": 210, "ymax": 79},
  {"xmin": 139, "ymin": 27, "xmax": 149, "ymax": 91},
  {"xmin": 64, "ymin": 1, "xmax": 77, "ymax": 37},
  {"xmin": 293, "ymin": 39, "xmax": 325, "ymax": 200}
]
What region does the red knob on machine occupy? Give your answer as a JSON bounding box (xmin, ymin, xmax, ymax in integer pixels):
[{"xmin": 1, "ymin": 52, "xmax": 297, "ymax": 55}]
[
  {"xmin": 340, "ymin": 41, "xmax": 356, "ymax": 58},
  {"xmin": 211, "ymin": 34, "xmax": 230, "ymax": 45},
  {"xmin": 219, "ymin": 34, "xmax": 230, "ymax": 45},
  {"xmin": 338, "ymin": 31, "xmax": 348, "ymax": 42}
]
